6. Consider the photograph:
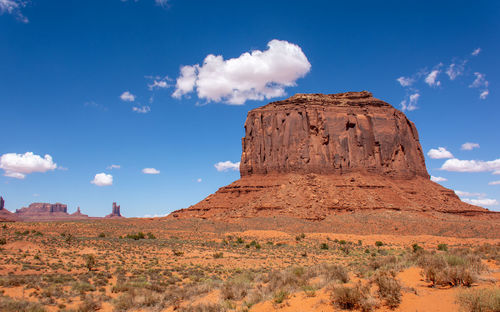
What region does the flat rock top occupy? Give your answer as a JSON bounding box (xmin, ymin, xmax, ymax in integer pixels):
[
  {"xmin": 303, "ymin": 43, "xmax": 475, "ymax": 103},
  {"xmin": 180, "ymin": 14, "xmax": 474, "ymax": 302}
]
[{"xmin": 257, "ymin": 91, "xmax": 391, "ymax": 111}]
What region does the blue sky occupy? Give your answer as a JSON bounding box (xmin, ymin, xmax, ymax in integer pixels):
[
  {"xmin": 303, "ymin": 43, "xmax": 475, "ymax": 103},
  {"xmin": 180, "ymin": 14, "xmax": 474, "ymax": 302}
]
[{"xmin": 1, "ymin": 0, "xmax": 499, "ymax": 216}]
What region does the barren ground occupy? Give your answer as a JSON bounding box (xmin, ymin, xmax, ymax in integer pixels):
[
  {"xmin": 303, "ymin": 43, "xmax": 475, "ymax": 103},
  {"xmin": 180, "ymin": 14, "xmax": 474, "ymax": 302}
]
[{"xmin": 0, "ymin": 218, "xmax": 499, "ymax": 311}]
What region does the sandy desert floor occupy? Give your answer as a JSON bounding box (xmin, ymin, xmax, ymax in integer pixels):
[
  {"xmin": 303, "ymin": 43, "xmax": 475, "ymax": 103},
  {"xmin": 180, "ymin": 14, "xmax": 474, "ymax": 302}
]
[{"xmin": 0, "ymin": 218, "xmax": 499, "ymax": 312}]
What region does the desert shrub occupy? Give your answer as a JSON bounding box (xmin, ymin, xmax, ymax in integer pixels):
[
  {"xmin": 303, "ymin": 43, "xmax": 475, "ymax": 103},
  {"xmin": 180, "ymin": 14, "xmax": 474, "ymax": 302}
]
[
  {"xmin": 220, "ymin": 279, "xmax": 248, "ymax": 300},
  {"xmin": 72, "ymin": 281, "xmax": 95, "ymax": 294},
  {"xmin": 172, "ymin": 249, "xmax": 184, "ymax": 256},
  {"xmin": 456, "ymin": 287, "xmax": 500, "ymax": 312},
  {"xmin": 0, "ymin": 238, "xmax": 6, "ymax": 245},
  {"xmin": 320, "ymin": 243, "xmax": 329, "ymax": 250},
  {"xmin": 146, "ymin": 232, "xmax": 156, "ymax": 239},
  {"xmin": 126, "ymin": 232, "xmax": 145, "ymax": 240},
  {"xmin": 77, "ymin": 295, "xmax": 101, "ymax": 312},
  {"xmin": 83, "ymin": 254, "xmax": 96, "ymax": 272},
  {"xmin": 0, "ymin": 296, "xmax": 46, "ymax": 312},
  {"xmin": 417, "ymin": 250, "xmax": 483, "ymax": 287},
  {"xmin": 315, "ymin": 263, "xmax": 350, "ymax": 284},
  {"xmin": 273, "ymin": 290, "xmax": 289, "ymax": 303},
  {"xmin": 213, "ymin": 252, "xmax": 223, "ymax": 259},
  {"xmin": 179, "ymin": 303, "xmax": 226, "ymax": 312},
  {"xmin": 236, "ymin": 237, "xmax": 244, "ymax": 244},
  {"xmin": 412, "ymin": 243, "xmax": 423, "ymax": 253},
  {"xmin": 437, "ymin": 243, "xmax": 448, "ymax": 251},
  {"xmin": 372, "ymin": 271, "xmax": 402, "ymax": 308},
  {"xmin": 375, "ymin": 241, "xmax": 384, "ymax": 247},
  {"xmin": 330, "ymin": 282, "xmax": 374, "ymax": 311},
  {"xmin": 98, "ymin": 233, "xmax": 106, "ymax": 238}
]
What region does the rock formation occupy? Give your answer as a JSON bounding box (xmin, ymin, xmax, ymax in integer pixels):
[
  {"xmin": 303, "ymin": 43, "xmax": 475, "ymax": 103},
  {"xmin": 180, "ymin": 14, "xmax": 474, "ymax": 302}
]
[
  {"xmin": 105, "ymin": 202, "xmax": 123, "ymax": 218},
  {"xmin": 16, "ymin": 203, "xmax": 68, "ymax": 215},
  {"xmin": 0, "ymin": 196, "xmax": 17, "ymax": 222},
  {"xmin": 70, "ymin": 207, "xmax": 89, "ymax": 218},
  {"xmin": 171, "ymin": 91, "xmax": 493, "ymax": 221}
]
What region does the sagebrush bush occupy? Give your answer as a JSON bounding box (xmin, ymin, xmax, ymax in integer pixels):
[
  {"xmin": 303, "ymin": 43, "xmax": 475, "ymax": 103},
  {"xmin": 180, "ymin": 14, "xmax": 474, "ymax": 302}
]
[
  {"xmin": 456, "ymin": 287, "xmax": 500, "ymax": 312},
  {"xmin": 330, "ymin": 282, "xmax": 374, "ymax": 311},
  {"xmin": 372, "ymin": 271, "xmax": 402, "ymax": 308}
]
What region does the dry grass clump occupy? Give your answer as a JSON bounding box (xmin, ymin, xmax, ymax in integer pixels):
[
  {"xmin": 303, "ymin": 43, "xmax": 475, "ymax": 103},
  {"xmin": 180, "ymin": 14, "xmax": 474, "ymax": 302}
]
[
  {"xmin": 0, "ymin": 295, "xmax": 46, "ymax": 312},
  {"xmin": 330, "ymin": 282, "xmax": 376, "ymax": 311},
  {"xmin": 179, "ymin": 303, "xmax": 226, "ymax": 312},
  {"xmin": 371, "ymin": 270, "xmax": 402, "ymax": 309},
  {"xmin": 456, "ymin": 287, "xmax": 500, "ymax": 312},
  {"xmin": 416, "ymin": 249, "xmax": 484, "ymax": 287}
]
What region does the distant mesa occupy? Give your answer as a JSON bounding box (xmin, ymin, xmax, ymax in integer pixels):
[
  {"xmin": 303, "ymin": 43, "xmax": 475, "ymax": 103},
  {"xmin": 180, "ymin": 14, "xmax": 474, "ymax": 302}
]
[
  {"xmin": 105, "ymin": 202, "xmax": 123, "ymax": 218},
  {"xmin": 170, "ymin": 91, "xmax": 497, "ymax": 221}
]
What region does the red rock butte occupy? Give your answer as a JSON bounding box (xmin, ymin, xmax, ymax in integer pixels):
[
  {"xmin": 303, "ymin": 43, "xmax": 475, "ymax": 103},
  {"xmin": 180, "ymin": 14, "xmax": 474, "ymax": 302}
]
[
  {"xmin": 178, "ymin": 91, "xmax": 498, "ymax": 221},
  {"xmin": 170, "ymin": 91, "xmax": 496, "ymax": 222}
]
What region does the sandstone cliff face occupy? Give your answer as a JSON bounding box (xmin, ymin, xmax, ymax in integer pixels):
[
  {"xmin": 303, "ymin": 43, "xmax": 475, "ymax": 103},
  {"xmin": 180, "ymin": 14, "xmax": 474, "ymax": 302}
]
[
  {"xmin": 171, "ymin": 91, "xmax": 493, "ymax": 221},
  {"xmin": 240, "ymin": 92, "xmax": 428, "ymax": 179}
]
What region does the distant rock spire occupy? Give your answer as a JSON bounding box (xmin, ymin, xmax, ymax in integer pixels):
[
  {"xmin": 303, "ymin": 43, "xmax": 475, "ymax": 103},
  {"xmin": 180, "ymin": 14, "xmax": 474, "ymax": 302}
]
[{"xmin": 0, "ymin": 196, "xmax": 4, "ymax": 210}]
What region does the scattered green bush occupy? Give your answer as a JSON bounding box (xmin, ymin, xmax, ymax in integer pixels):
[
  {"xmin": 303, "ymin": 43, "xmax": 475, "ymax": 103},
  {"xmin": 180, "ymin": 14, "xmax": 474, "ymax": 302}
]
[{"xmin": 456, "ymin": 287, "xmax": 500, "ymax": 312}]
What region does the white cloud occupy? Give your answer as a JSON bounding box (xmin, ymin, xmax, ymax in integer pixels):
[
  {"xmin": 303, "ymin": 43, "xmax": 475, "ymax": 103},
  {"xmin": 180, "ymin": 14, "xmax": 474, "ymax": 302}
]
[
  {"xmin": 197, "ymin": 178, "xmax": 202, "ymax": 183},
  {"xmin": 147, "ymin": 76, "xmax": 171, "ymax": 90},
  {"xmin": 396, "ymin": 76, "xmax": 414, "ymax": 87},
  {"xmin": 470, "ymin": 72, "xmax": 489, "ymax": 89},
  {"xmin": 0, "ymin": 152, "xmax": 57, "ymax": 179},
  {"xmin": 132, "ymin": 106, "xmax": 151, "ymax": 113},
  {"xmin": 441, "ymin": 158, "xmax": 500, "ymax": 173},
  {"xmin": 172, "ymin": 66, "xmax": 197, "ymax": 98},
  {"xmin": 0, "ymin": 0, "xmax": 28, "ymax": 23},
  {"xmin": 427, "ymin": 147, "xmax": 453, "ymax": 159},
  {"xmin": 488, "ymin": 181, "xmax": 500, "ymax": 185},
  {"xmin": 431, "ymin": 176, "xmax": 447, "ymax": 182},
  {"xmin": 455, "ymin": 190, "xmax": 486, "ymax": 198},
  {"xmin": 480, "ymin": 90, "xmax": 489, "ymax": 100},
  {"xmin": 401, "ymin": 93, "xmax": 420, "ymax": 111},
  {"xmin": 172, "ymin": 39, "xmax": 311, "ymax": 105},
  {"xmin": 461, "ymin": 142, "xmax": 480, "ymax": 151},
  {"xmin": 471, "ymin": 48, "xmax": 481, "ymax": 56},
  {"xmin": 91, "ymin": 173, "xmax": 113, "ymax": 186},
  {"xmin": 446, "ymin": 61, "xmax": 466, "ymax": 80},
  {"xmin": 494, "ymin": 170, "xmax": 500, "ymax": 175},
  {"xmin": 214, "ymin": 161, "xmax": 240, "ymax": 172},
  {"xmin": 120, "ymin": 91, "xmax": 136, "ymax": 102},
  {"xmin": 462, "ymin": 198, "xmax": 498, "ymax": 207},
  {"xmin": 107, "ymin": 164, "xmax": 121, "ymax": 170},
  {"xmin": 425, "ymin": 70, "xmax": 441, "ymax": 87},
  {"xmin": 142, "ymin": 168, "xmax": 160, "ymax": 174},
  {"xmin": 469, "ymin": 72, "xmax": 489, "ymax": 99}
]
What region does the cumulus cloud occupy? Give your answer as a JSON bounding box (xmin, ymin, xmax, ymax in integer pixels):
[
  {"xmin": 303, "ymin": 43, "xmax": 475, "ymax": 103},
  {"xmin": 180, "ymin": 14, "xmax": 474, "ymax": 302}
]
[
  {"xmin": 469, "ymin": 72, "xmax": 489, "ymax": 99},
  {"xmin": 120, "ymin": 91, "xmax": 136, "ymax": 102},
  {"xmin": 396, "ymin": 77, "xmax": 414, "ymax": 87},
  {"xmin": 132, "ymin": 106, "xmax": 151, "ymax": 113},
  {"xmin": 197, "ymin": 178, "xmax": 202, "ymax": 183},
  {"xmin": 488, "ymin": 181, "xmax": 500, "ymax": 185},
  {"xmin": 172, "ymin": 39, "xmax": 311, "ymax": 105},
  {"xmin": 471, "ymin": 48, "xmax": 481, "ymax": 56},
  {"xmin": 0, "ymin": 152, "xmax": 57, "ymax": 179},
  {"xmin": 142, "ymin": 168, "xmax": 160, "ymax": 174},
  {"xmin": 461, "ymin": 142, "xmax": 480, "ymax": 151},
  {"xmin": 91, "ymin": 173, "xmax": 113, "ymax": 186},
  {"xmin": 401, "ymin": 93, "xmax": 420, "ymax": 111},
  {"xmin": 425, "ymin": 70, "xmax": 441, "ymax": 87},
  {"xmin": 431, "ymin": 176, "xmax": 447, "ymax": 182},
  {"xmin": 441, "ymin": 158, "xmax": 500, "ymax": 173},
  {"xmin": 214, "ymin": 161, "xmax": 240, "ymax": 172},
  {"xmin": 446, "ymin": 61, "xmax": 466, "ymax": 80},
  {"xmin": 462, "ymin": 198, "xmax": 498, "ymax": 206},
  {"xmin": 0, "ymin": 0, "xmax": 28, "ymax": 23},
  {"xmin": 427, "ymin": 147, "xmax": 453, "ymax": 159},
  {"xmin": 107, "ymin": 164, "xmax": 121, "ymax": 170}
]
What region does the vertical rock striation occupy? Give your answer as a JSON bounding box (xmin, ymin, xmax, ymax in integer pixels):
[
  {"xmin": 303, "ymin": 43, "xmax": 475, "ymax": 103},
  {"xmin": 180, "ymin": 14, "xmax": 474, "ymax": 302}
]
[{"xmin": 240, "ymin": 92, "xmax": 428, "ymax": 179}]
